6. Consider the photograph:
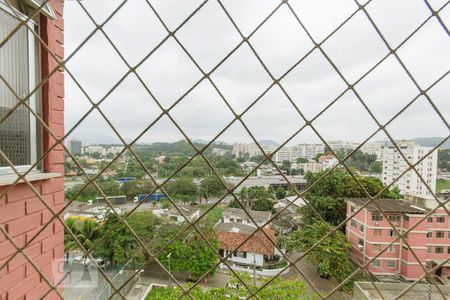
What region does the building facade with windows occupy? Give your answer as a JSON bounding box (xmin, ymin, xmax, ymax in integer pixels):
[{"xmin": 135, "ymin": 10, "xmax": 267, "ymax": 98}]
[
  {"xmin": 69, "ymin": 139, "xmax": 82, "ymax": 156},
  {"xmin": 0, "ymin": 0, "xmax": 65, "ymax": 299},
  {"xmin": 381, "ymin": 141, "xmax": 438, "ymax": 201},
  {"xmin": 346, "ymin": 198, "xmax": 450, "ymax": 280}
]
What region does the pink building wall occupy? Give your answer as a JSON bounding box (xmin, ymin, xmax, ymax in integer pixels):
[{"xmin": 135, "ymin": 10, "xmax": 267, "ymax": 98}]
[
  {"xmin": 347, "ymin": 200, "xmax": 450, "ymax": 280},
  {"xmin": 0, "ymin": 1, "xmax": 65, "ymax": 299}
]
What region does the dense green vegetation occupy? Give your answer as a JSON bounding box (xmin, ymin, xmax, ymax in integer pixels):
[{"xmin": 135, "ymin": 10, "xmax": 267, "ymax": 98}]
[
  {"xmin": 438, "ymin": 149, "xmax": 450, "ymax": 171},
  {"xmin": 64, "ymin": 178, "xmax": 122, "ymax": 202},
  {"xmin": 229, "ymin": 186, "xmax": 276, "ymax": 211},
  {"xmin": 437, "ymin": 179, "xmax": 450, "ymax": 192},
  {"xmin": 336, "ymin": 149, "xmax": 382, "ymax": 173},
  {"xmin": 299, "ymin": 169, "xmax": 402, "ymax": 226},
  {"xmin": 65, "ymin": 210, "xmax": 219, "ymax": 279},
  {"xmin": 164, "ymin": 177, "xmax": 198, "ymax": 203},
  {"xmin": 146, "ymin": 275, "xmax": 316, "ymax": 300},
  {"xmin": 288, "ymin": 221, "xmax": 353, "ymax": 281}
]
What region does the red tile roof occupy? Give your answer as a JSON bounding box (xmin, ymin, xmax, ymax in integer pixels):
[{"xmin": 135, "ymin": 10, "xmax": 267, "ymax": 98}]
[{"xmin": 216, "ymin": 224, "xmax": 276, "ymax": 256}]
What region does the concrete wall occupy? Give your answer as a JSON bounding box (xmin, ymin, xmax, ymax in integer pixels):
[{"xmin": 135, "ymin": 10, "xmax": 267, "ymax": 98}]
[{"xmin": 0, "ymin": 1, "xmax": 65, "ymax": 299}]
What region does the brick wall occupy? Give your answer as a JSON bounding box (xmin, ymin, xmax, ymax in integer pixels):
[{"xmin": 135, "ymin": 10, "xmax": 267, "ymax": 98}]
[{"xmin": 0, "ymin": 1, "xmax": 64, "ymax": 299}]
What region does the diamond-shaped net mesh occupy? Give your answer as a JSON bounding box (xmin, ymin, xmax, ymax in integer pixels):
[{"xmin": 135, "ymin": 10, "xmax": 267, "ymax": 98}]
[{"xmin": 0, "ymin": 0, "xmax": 449, "ymax": 299}]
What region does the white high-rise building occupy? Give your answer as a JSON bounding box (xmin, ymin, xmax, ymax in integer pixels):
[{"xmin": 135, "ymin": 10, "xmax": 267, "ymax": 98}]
[
  {"xmin": 296, "ymin": 143, "xmax": 325, "ymax": 159},
  {"xmin": 381, "ymin": 141, "xmax": 438, "ymax": 199},
  {"xmin": 274, "ymin": 147, "xmax": 291, "ymax": 163}
]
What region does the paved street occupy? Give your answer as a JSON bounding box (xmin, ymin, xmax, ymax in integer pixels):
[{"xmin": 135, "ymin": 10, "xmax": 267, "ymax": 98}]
[{"xmin": 287, "ymin": 251, "xmax": 352, "ymax": 300}]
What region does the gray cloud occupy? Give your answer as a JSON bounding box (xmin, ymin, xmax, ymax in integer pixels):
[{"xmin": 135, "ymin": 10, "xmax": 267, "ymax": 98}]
[{"xmin": 64, "ymin": 0, "xmax": 449, "ymax": 146}]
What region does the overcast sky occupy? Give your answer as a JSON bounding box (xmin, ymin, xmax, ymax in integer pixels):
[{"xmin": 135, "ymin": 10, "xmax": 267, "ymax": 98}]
[{"xmin": 63, "ymin": 0, "xmax": 449, "ymax": 146}]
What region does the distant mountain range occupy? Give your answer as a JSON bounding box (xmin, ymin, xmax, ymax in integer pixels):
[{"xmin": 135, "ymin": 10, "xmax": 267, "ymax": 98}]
[
  {"xmin": 258, "ymin": 139, "xmax": 280, "ymax": 147},
  {"xmin": 72, "ymin": 133, "xmax": 448, "ymax": 149},
  {"xmin": 411, "ymin": 137, "xmax": 449, "ymax": 149}
]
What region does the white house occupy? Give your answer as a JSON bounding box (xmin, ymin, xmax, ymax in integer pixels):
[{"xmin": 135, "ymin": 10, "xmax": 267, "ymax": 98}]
[
  {"xmin": 220, "ymin": 208, "xmax": 271, "ymax": 228},
  {"xmin": 153, "ymin": 206, "xmax": 200, "ymax": 224},
  {"xmin": 215, "ymin": 222, "xmax": 276, "ymax": 267}
]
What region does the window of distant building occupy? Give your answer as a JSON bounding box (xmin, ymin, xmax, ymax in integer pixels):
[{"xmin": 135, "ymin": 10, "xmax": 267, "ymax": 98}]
[
  {"xmin": 359, "ymin": 224, "xmax": 364, "ymax": 232},
  {"xmin": 427, "ymin": 217, "xmax": 433, "ymax": 223},
  {"xmin": 426, "ymin": 261, "xmax": 432, "ymax": 268},
  {"xmin": 426, "ymin": 246, "xmax": 431, "ymax": 254},
  {"xmin": 389, "ymin": 215, "xmax": 401, "ymax": 222},
  {"xmin": 372, "ymin": 259, "xmax": 381, "ymax": 268},
  {"xmin": 427, "ymin": 232, "xmax": 432, "ymax": 238},
  {"xmin": 374, "ymin": 229, "xmax": 382, "ymax": 237},
  {"xmin": 402, "ymin": 245, "xmax": 408, "ymax": 251},
  {"xmin": 372, "ymin": 213, "xmax": 383, "ymax": 221},
  {"xmin": 448, "ymin": 247, "xmax": 450, "ymax": 255},
  {"xmin": 435, "ymin": 247, "xmax": 443, "ymax": 254},
  {"xmin": 436, "ymin": 231, "xmax": 444, "ymax": 238},
  {"xmin": 436, "ymin": 216, "xmax": 445, "ymax": 223},
  {"xmin": 387, "ymin": 260, "xmax": 396, "ymax": 268},
  {"xmin": 233, "ymin": 251, "xmax": 247, "ymax": 258},
  {"xmin": 373, "ymin": 244, "xmax": 381, "ymax": 253},
  {"xmin": 351, "ymin": 220, "xmax": 357, "ymax": 228},
  {"xmin": 388, "ymin": 230, "xmax": 397, "ymax": 237},
  {"xmin": 358, "ymin": 238, "xmax": 364, "ymax": 247},
  {"xmin": 388, "ymin": 245, "xmax": 395, "ymax": 253}
]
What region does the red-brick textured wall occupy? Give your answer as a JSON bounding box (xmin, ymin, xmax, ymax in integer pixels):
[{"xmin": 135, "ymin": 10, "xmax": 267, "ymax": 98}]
[{"xmin": 0, "ymin": 1, "xmax": 65, "ymax": 299}]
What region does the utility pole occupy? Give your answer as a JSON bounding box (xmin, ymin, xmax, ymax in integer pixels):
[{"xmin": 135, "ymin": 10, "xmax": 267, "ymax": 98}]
[
  {"xmin": 167, "ymin": 252, "xmax": 172, "ymax": 288},
  {"xmin": 253, "ymin": 248, "xmax": 256, "ymax": 286}
]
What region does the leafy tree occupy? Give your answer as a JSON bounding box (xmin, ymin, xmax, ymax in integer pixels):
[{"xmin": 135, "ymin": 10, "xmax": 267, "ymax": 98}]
[
  {"xmin": 201, "ymin": 176, "xmax": 226, "ymax": 198},
  {"xmin": 252, "ymin": 198, "xmax": 274, "ymax": 212},
  {"xmin": 118, "ymin": 157, "xmax": 146, "ymax": 179},
  {"xmin": 95, "ymin": 211, "xmax": 162, "ymax": 267},
  {"xmin": 275, "ymin": 186, "xmax": 286, "ymax": 200},
  {"xmin": 121, "ymin": 179, "xmax": 155, "ymax": 200},
  {"xmin": 65, "ymin": 179, "xmax": 121, "ymax": 202},
  {"xmin": 91, "ymin": 152, "xmax": 103, "ymax": 159},
  {"xmin": 164, "ymin": 177, "xmax": 198, "ymax": 203},
  {"xmin": 64, "ymin": 218, "xmax": 100, "ymax": 262},
  {"xmin": 369, "ymin": 161, "xmax": 382, "ymax": 173},
  {"xmin": 146, "ymin": 276, "xmax": 316, "ymax": 300},
  {"xmin": 280, "ymin": 160, "xmax": 292, "ymax": 175},
  {"xmin": 300, "ymin": 169, "xmax": 401, "ymax": 226},
  {"xmin": 249, "ymin": 154, "xmax": 266, "ymax": 163},
  {"xmin": 438, "ymin": 149, "xmax": 450, "ymax": 171},
  {"xmin": 296, "ymin": 157, "xmax": 308, "ymax": 163},
  {"xmin": 290, "ymin": 221, "xmax": 353, "ymax": 281}
]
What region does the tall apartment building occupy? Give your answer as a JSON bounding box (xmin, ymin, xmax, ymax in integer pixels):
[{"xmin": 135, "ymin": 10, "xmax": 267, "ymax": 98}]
[
  {"xmin": 346, "ymin": 199, "xmax": 449, "ymax": 280},
  {"xmin": 274, "ymin": 147, "xmax": 291, "ymax": 163},
  {"xmin": 295, "ymin": 143, "xmax": 325, "ymax": 160},
  {"xmin": 69, "ymin": 139, "xmax": 82, "ymax": 156},
  {"xmin": 360, "ymin": 142, "xmax": 384, "ymax": 161},
  {"xmin": 232, "ymin": 143, "xmax": 274, "ymax": 158},
  {"xmin": 381, "ymin": 141, "xmax": 438, "ymax": 200},
  {"xmin": 1, "ymin": 0, "xmax": 65, "ymax": 298}
]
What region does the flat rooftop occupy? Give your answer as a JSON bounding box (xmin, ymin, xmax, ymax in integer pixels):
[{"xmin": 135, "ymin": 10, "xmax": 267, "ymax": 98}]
[
  {"xmin": 354, "ymin": 282, "xmax": 450, "ymax": 300},
  {"xmin": 347, "ymin": 198, "xmax": 429, "ymax": 214}
]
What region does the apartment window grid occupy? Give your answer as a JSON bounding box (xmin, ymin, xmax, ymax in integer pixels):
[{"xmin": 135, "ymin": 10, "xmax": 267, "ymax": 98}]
[{"xmin": 0, "ymin": 0, "xmax": 449, "ymax": 300}]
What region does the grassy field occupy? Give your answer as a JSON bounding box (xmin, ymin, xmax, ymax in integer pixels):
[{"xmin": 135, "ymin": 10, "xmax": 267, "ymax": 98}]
[{"xmin": 437, "ymin": 179, "xmax": 450, "ymax": 192}]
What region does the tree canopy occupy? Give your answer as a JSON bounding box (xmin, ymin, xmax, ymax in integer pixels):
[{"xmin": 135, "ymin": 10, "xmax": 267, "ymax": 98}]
[
  {"xmin": 289, "ymin": 221, "xmax": 354, "ymax": 281},
  {"xmin": 146, "ymin": 275, "xmax": 316, "ymax": 300},
  {"xmin": 300, "ymin": 169, "xmax": 402, "ymax": 226},
  {"xmin": 164, "ymin": 177, "xmax": 198, "ymax": 203}
]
